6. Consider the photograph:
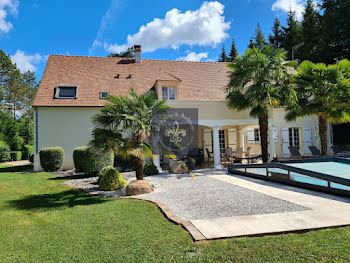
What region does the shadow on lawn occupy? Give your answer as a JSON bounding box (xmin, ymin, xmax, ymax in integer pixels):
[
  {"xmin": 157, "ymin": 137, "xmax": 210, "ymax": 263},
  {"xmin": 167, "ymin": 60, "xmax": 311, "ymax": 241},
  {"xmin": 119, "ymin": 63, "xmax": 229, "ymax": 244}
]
[{"xmin": 9, "ymin": 190, "xmax": 109, "ymax": 211}]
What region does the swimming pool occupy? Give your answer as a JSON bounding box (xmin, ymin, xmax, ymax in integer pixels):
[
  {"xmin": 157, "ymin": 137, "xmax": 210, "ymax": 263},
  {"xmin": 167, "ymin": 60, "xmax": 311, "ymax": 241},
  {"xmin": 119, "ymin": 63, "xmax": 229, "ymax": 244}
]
[
  {"xmin": 228, "ymin": 158, "xmax": 350, "ymax": 196},
  {"xmin": 285, "ymin": 162, "xmax": 350, "ymax": 191}
]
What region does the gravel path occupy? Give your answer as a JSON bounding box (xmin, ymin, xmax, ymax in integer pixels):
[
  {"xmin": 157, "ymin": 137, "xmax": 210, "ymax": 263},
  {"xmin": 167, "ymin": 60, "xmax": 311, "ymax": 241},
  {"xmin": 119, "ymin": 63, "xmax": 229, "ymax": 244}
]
[
  {"xmin": 143, "ymin": 172, "xmax": 309, "ymax": 221},
  {"xmin": 63, "ymin": 169, "xmax": 309, "ymax": 220}
]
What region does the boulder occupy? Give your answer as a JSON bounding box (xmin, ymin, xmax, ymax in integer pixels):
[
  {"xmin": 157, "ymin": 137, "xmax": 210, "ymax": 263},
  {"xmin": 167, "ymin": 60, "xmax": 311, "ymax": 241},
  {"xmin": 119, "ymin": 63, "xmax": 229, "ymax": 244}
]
[
  {"xmin": 170, "ymin": 161, "xmax": 188, "ymax": 174},
  {"xmin": 126, "ymin": 180, "xmax": 154, "ymax": 196}
]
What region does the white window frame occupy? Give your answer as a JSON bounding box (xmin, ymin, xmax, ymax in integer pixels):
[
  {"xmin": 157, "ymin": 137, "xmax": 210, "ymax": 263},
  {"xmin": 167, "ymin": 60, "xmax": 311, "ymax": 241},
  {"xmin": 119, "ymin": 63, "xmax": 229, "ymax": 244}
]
[
  {"xmin": 254, "ymin": 128, "xmax": 260, "ymax": 143},
  {"xmin": 99, "ymin": 91, "xmax": 110, "ymax": 99},
  {"xmin": 55, "ymin": 85, "xmax": 78, "ymax": 99},
  {"xmin": 161, "ymin": 86, "xmax": 176, "ymax": 100},
  {"xmin": 289, "ymin": 127, "xmax": 300, "ymax": 150},
  {"xmin": 219, "ymin": 129, "xmax": 226, "ymax": 152}
]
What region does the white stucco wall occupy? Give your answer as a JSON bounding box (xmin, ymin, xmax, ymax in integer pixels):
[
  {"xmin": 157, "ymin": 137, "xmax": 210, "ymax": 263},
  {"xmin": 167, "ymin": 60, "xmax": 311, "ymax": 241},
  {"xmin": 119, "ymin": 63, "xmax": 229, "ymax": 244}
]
[
  {"xmin": 33, "ymin": 104, "xmax": 324, "ymax": 170},
  {"xmin": 34, "ymin": 107, "xmax": 100, "ymax": 170}
]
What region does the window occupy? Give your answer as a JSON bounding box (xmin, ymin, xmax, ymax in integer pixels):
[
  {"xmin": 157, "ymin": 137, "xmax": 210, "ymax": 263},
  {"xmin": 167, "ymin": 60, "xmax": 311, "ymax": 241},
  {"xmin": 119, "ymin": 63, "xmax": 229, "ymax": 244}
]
[
  {"xmin": 99, "ymin": 91, "xmax": 110, "ymax": 99},
  {"xmin": 219, "ymin": 130, "xmax": 226, "ymax": 153},
  {"xmin": 161, "ymin": 87, "xmax": 176, "ymax": 100},
  {"xmin": 254, "ymin": 129, "xmax": 260, "ymax": 143},
  {"xmin": 289, "ymin": 128, "xmax": 300, "ymax": 149},
  {"xmin": 55, "ymin": 86, "xmax": 77, "ymax": 99}
]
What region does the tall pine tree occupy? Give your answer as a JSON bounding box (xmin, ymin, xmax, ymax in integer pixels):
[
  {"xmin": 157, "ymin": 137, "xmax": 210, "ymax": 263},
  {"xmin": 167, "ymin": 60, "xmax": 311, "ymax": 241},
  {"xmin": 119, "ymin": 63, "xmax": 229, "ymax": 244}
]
[
  {"xmin": 282, "ymin": 10, "xmax": 302, "ymax": 60},
  {"xmin": 253, "ymin": 23, "xmax": 266, "ymax": 49},
  {"xmin": 229, "ymin": 38, "xmax": 238, "ymax": 61},
  {"xmin": 269, "ymin": 17, "xmax": 284, "ymax": 48},
  {"xmin": 218, "ymin": 45, "xmax": 229, "ymax": 62},
  {"xmin": 300, "ymin": 0, "xmax": 321, "ymax": 62},
  {"xmin": 319, "ymin": 0, "xmax": 350, "ymax": 63}
]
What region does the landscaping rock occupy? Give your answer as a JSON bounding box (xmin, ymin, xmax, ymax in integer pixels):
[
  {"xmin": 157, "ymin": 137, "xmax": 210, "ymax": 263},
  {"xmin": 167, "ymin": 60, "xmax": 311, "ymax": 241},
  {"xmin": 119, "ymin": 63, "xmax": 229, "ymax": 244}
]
[
  {"xmin": 126, "ymin": 180, "xmax": 154, "ymax": 196},
  {"xmin": 170, "ymin": 161, "xmax": 188, "ymax": 174}
]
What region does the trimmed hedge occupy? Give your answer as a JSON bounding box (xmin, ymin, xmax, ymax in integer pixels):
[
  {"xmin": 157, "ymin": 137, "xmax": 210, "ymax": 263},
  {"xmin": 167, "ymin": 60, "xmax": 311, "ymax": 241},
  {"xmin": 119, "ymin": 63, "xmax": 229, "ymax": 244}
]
[
  {"xmin": 39, "ymin": 147, "xmax": 64, "ymax": 172},
  {"xmin": 73, "ymin": 146, "xmax": 114, "ymax": 175},
  {"xmin": 0, "ymin": 140, "xmax": 11, "ymax": 163},
  {"xmin": 144, "ymin": 161, "xmax": 159, "ymax": 176},
  {"xmin": 99, "ymin": 166, "xmax": 126, "ymax": 191},
  {"xmin": 10, "ymin": 151, "xmax": 22, "ymax": 161},
  {"xmin": 22, "ymin": 145, "xmax": 34, "ymax": 160}
]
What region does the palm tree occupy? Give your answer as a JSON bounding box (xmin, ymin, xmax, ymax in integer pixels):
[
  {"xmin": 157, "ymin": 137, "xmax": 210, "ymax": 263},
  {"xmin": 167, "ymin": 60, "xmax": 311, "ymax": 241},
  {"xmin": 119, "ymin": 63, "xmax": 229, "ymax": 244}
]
[
  {"xmin": 285, "ymin": 59, "xmax": 350, "ymax": 156},
  {"xmin": 225, "ymin": 45, "xmax": 296, "ymax": 162},
  {"xmin": 89, "ymin": 89, "xmax": 169, "ymax": 180}
]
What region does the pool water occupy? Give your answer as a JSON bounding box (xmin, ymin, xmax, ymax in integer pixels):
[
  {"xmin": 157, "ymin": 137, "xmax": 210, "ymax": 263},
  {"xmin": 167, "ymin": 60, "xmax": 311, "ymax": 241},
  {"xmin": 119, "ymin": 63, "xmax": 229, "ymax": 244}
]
[{"xmin": 285, "ymin": 162, "xmax": 350, "ymax": 191}]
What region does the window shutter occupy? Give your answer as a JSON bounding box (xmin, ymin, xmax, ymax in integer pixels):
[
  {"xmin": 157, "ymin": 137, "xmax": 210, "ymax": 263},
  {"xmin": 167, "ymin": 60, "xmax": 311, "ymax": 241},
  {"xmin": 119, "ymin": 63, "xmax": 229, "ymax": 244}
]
[
  {"xmin": 273, "ymin": 127, "xmax": 279, "ymax": 143},
  {"xmin": 228, "ymin": 128, "xmax": 237, "ymax": 149},
  {"xmin": 303, "ymin": 127, "xmax": 312, "ymax": 155},
  {"xmin": 247, "ymin": 128, "xmax": 254, "ymax": 143},
  {"xmin": 281, "ymin": 127, "xmax": 289, "ymax": 158}
]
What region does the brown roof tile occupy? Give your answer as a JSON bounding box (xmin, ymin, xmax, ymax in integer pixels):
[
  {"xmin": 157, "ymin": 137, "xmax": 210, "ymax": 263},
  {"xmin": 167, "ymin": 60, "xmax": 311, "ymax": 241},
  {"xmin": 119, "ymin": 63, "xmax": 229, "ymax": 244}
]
[{"xmin": 33, "ymin": 55, "xmax": 230, "ymax": 107}]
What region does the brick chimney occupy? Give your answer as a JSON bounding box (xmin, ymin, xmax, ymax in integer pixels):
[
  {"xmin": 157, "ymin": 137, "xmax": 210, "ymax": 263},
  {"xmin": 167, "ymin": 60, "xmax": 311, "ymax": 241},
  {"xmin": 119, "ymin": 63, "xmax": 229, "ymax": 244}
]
[{"xmin": 134, "ymin": 45, "xmax": 141, "ymax": 63}]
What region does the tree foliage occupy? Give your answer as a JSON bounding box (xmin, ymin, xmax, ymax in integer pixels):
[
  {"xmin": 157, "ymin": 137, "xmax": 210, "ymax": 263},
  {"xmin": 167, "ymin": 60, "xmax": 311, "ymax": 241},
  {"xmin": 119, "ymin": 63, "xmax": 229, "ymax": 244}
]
[
  {"xmin": 282, "ymin": 10, "xmax": 302, "ymax": 60},
  {"xmin": 107, "ymin": 47, "xmax": 134, "ymax": 58},
  {"xmin": 229, "ymin": 38, "xmax": 238, "ymax": 61},
  {"xmin": 218, "ymin": 45, "xmax": 229, "ymax": 62},
  {"xmin": 285, "ymin": 59, "xmax": 350, "ymax": 155},
  {"xmin": 269, "ymin": 17, "xmax": 284, "ymax": 48},
  {"xmin": 226, "ymin": 46, "xmax": 295, "ymax": 162},
  {"xmin": 90, "ymin": 89, "xmax": 169, "ymax": 180}
]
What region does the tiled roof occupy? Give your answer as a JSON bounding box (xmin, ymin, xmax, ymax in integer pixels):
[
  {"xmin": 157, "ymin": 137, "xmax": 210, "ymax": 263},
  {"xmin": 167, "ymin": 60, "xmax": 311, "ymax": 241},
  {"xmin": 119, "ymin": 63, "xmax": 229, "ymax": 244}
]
[{"xmin": 33, "ymin": 55, "xmax": 230, "ymax": 107}]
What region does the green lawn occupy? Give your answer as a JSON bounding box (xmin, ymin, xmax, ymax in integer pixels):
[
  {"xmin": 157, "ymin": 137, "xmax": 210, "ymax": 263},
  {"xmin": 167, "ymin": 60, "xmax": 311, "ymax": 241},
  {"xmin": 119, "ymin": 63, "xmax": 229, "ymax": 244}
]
[{"xmin": 0, "ymin": 172, "xmax": 350, "ymax": 262}]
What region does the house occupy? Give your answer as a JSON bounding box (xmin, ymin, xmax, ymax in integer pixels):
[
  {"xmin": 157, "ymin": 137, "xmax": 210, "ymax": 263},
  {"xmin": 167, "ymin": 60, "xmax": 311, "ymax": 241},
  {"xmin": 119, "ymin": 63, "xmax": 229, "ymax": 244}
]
[{"xmin": 32, "ymin": 45, "xmax": 331, "ymax": 171}]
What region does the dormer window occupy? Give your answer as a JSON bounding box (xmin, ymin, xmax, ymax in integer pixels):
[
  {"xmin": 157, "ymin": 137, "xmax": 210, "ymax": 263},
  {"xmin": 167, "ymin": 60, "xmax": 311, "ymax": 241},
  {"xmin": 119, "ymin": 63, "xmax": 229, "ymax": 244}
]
[
  {"xmin": 55, "ymin": 85, "xmax": 78, "ymax": 99},
  {"xmin": 99, "ymin": 91, "xmax": 110, "ymax": 99},
  {"xmin": 162, "ymin": 87, "xmax": 176, "ymax": 100}
]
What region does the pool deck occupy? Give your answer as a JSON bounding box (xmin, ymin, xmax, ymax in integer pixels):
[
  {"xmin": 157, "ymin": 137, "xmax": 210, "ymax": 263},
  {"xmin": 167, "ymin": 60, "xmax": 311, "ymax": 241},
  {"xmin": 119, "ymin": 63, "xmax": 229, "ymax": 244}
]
[{"xmin": 137, "ymin": 169, "xmax": 350, "ymax": 241}]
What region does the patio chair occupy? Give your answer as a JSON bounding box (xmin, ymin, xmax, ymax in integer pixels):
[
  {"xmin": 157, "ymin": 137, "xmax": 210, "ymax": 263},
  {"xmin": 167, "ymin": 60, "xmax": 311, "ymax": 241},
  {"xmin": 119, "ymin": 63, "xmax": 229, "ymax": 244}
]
[
  {"xmin": 233, "ymin": 147, "xmax": 243, "ymax": 160},
  {"xmin": 205, "ymin": 148, "xmax": 214, "ymax": 161},
  {"xmin": 244, "ymin": 147, "xmax": 252, "ymax": 158},
  {"xmin": 224, "ymin": 147, "xmax": 234, "ymax": 163},
  {"xmin": 331, "ymin": 145, "xmax": 350, "ymax": 156},
  {"xmin": 288, "ymin": 146, "xmax": 302, "ymax": 159},
  {"xmin": 308, "ymin": 146, "xmax": 321, "ymax": 157}
]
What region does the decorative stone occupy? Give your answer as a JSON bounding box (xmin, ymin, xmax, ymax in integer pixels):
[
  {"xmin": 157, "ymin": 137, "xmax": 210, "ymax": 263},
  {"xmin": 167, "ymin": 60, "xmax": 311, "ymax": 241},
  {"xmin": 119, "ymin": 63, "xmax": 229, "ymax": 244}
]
[
  {"xmin": 170, "ymin": 161, "xmax": 188, "ymax": 174},
  {"xmin": 126, "ymin": 180, "xmax": 154, "ymax": 196}
]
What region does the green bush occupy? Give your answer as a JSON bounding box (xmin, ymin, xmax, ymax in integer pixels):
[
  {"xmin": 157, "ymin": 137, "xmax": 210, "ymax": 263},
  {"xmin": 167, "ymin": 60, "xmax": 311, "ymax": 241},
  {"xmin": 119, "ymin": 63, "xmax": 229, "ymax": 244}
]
[
  {"xmin": 22, "ymin": 145, "xmax": 34, "ymax": 160},
  {"xmin": 10, "ymin": 151, "xmax": 22, "ymax": 161},
  {"xmin": 73, "ymin": 146, "xmax": 114, "ymax": 175},
  {"xmin": 97, "ymin": 165, "xmax": 114, "ymax": 184},
  {"xmin": 144, "ymin": 161, "xmax": 159, "ymax": 175},
  {"xmin": 39, "ymin": 147, "xmax": 64, "ymax": 172},
  {"xmin": 0, "ymin": 140, "xmax": 10, "ymax": 162},
  {"xmin": 99, "ymin": 166, "xmax": 126, "ymax": 191}
]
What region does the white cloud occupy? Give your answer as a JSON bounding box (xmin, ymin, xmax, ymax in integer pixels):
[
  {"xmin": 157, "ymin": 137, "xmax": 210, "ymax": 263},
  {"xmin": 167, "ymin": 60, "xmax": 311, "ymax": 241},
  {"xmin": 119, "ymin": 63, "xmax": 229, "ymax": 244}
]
[
  {"xmin": 272, "ymin": 0, "xmax": 305, "ymax": 20},
  {"xmin": 89, "ymin": 0, "xmax": 121, "ymax": 55},
  {"xmin": 0, "ymin": 0, "xmax": 18, "ymax": 33},
  {"xmin": 176, "ymin": 51, "xmax": 208, "ymax": 62},
  {"xmin": 11, "ymin": 50, "xmax": 43, "ymax": 72},
  {"xmin": 105, "ymin": 1, "xmax": 230, "ymax": 53}
]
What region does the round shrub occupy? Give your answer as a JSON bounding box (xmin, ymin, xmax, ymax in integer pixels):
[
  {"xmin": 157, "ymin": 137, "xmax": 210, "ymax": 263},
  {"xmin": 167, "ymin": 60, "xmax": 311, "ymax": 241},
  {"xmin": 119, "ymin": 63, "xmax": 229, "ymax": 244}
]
[
  {"xmin": 0, "ymin": 140, "xmax": 10, "ymax": 162},
  {"xmin": 22, "ymin": 145, "xmax": 34, "ymax": 160},
  {"xmin": 99, "ymin": 167, "xmax": 126, "ymax": 191},
  {"xmin": 39, "ymin": 147, "xmax": 64, "ymax": 172},
  {"xmin": 144, "ymin": 161, "xmax": 159, "ymax": 176},
  {"xmin": 73, "ymin": 146, "xmax": 114, "ymax": 175}
]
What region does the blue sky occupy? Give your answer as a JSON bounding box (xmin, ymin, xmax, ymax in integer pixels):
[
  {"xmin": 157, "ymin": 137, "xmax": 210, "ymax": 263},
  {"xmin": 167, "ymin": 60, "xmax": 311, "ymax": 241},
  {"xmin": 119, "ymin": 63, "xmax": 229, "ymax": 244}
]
[{"xmin": 1, "ymin": 0, "xmax": 308, "ymax": 80}]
